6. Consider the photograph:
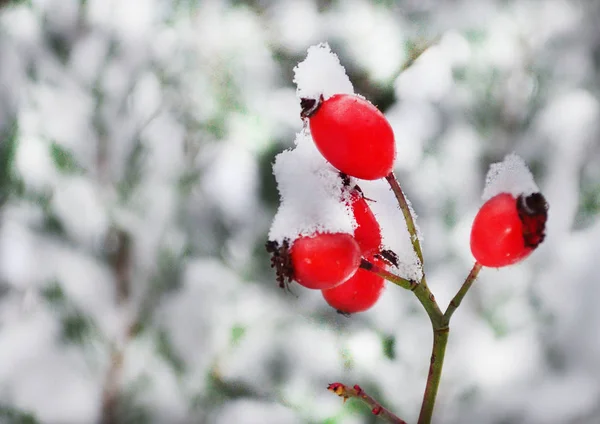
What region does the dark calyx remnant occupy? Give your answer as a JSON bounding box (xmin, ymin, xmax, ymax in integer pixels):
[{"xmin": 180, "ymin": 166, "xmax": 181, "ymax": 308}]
[
  {"xmin": 300, "ymin": 95, "xmax": 324, "ymax": 119},
  {"xmin": 517, "ymin": 192, "xmax": 549, "ymax": 248},
  {"xmin": 265, "ymin": 239, "xmax": 294, "ymax": 290},
  {"xmin": 377, "ymin": 249, "xmax": 399, "ymax": 267},
  {"xmin": 339, "ymin": 172, "xmax": 375, "ymax": 202},
  {"xmin": 339, "ymin": 172, "xmax": 351, "ymax": 188}
]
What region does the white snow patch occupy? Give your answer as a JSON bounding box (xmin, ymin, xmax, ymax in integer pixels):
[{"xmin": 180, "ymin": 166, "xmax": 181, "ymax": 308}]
[
  {"xmin": 214, "ymin": 399, "xmax": 301, "ymax": 424},
  {"xmin": 69, "ymin": 32, "xmax": 110, "ymax": 86},
  {"xmin": 536, "ymin": 89, "xmax": 599, "ymax": 153},
  {"xmin": 0, "ymin": 221, "xmax": 40, "ymax": 289},
  {"xmin": 293, "ymin": 43, "xmax": 354, "ymax": 101},
  {"xmin": 345, "ymin": 329, "xmax": 382, "ymax": 367},
  {"xmin": 0, "ymin": 305, "xmax": 101, "ymax": 424},
  {"xmin": 269, "ymin": 1, "xmax": 322, "ymax": 53},
  {"xmin": 15, "ymin": 137, "xmax": 57, "ymax": 193},
  {"xmin": 51, "ymin": 177, "xmax": 109, "ymax": 249},
  {"xmin": 395, "ymin": 44, "xmax": 453, "ymax": 102},
  {"xmin": 330, "ymin": 1, "xmax": 405, "ymax": 83},
  {"xmin": 481, "ymin": 153, "xmax": 539, "ymax": 201},
  {"xmin": 268, "ymin": 130, "xmax": 355, "ymax": 244},
  {"xmin": 202, "ymin": 142, "xmax": 259, "ymax": 225}
]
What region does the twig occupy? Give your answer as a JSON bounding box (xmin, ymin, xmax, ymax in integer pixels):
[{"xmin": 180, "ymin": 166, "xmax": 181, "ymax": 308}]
[
  {"xmin": 100, "ymin": 229, "xmax": 133, "ymax": 424},
  {"xmin": 413, "ymin": 276, "xmax": 445, "ymax": 329},
  {"xmin": 328, "ymin": 383, "xmax": 408, "ymax": 424},
  {"xmin": 385, "ymin": 172, "xmax": 423, "ymax": 264},
  {"xmin": 384, "ymin": 171, "xmax": 454, "ymax": 424},
  {"xmin": 383, "ymin": 173, "xmax": 444, "ymax": 327},
  {"xmin": 398, "ymin": 38, "xmax": 440, "ymax": 73},
  {"xmin": 362, "ymin": 259, "xmax": 444, "ymax": 328},
  {"xmin": 443, "ymin": 262, "xmax": 482, "ymax": 323},
  {"xmin": 417, "ymin": 327, "xmax": 449, "ymax": 424},
  {"xmin": 416, "ymin": 263, "xmax": 482, "ymax": 424},
  {"xmin": 100, "ymin": 348, "xmax": 124, "ymax": 424},
  {"xmin": 360, "ymin": 258, "xmax": 417, "ymax": 291}
]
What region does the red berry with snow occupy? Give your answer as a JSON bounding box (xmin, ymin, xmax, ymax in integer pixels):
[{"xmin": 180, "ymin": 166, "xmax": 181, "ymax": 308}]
[
  {"xmin": 470, "ymin": 192, "xmax": 548, "ymax": 268},
  {"xmin": 348, "ymin": 188, "xmax": 382, "ymax": 256},
  {"xmin": 301, "ymin": 94, "xmax": 396, "ymax": 180},
  {"xmin": 291, "ymin": 232, "xmax": 361, "ymax": 290},
  {"xmin": 322, "ymin": 256, "xmax": 386, "ymax": 313}
]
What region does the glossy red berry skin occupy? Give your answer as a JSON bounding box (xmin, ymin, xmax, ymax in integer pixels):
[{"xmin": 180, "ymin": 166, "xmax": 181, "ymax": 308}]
[
  {"xmin": 305, "ymin": 94, "xmax": 396, "ymax": 180},
  {"xmin": 291, "ymin": 232, "xmax": 361, "ymax": 290},
  {"xmin": 470, "ymin": 192, "xmax": 548, "ymax": 267},
  {"xmin": 349, "ymin": 189, "xmax": 382, "ymax": 257},
  {"xmin": 322, "ymin": 256, "xmax": 386, "ymax": 313}
]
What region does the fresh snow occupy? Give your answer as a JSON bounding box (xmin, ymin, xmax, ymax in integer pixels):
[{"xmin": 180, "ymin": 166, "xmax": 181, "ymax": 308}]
[
  {"xmin": 268, "ymin": 129, "xmax": 355, "ymax": 243},
  {"xmin": 482, "ymin": 153, "xmax": 539, "ymax": 201},
  {"xmin": 293, "ymin": 42, "xmax": 354, "ymax": 101}
]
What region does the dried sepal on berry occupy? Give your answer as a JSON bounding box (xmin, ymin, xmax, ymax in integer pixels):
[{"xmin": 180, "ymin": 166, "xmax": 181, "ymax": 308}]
[
  {"xmin": 517, "ymin": 192, "xmax": 548, "ymax": 248},
  {"xmin": 267, "ymin": 233, "xmax": 361, "ymax": 291},
  {"xmin": 265, "ymin": 239, "xmax": 294, "ymax": 290},
  {"xmin": 377, "ymin": 249, "xmax": 400, "ymax": 267}
]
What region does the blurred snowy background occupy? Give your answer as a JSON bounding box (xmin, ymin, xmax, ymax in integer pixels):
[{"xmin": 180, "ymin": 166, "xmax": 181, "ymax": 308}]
[{"xmin": 0, "ymin": 0, "xmax": 599, "ymax": 423}]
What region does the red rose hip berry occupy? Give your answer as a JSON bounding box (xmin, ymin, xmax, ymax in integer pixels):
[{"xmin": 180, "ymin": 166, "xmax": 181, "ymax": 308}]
[
  {"xmin": 291, "ymin": 232, "xmax": 361, "ymax": 290},
  {"xmin": 470, "ymin": 192, "xmax": 548, "ymax": 267},
  {"xmin": 301, "ymin": 94, "xmax": 396, "ymax": 180},
  {"xmin": 322, "ymin": 256, "xmax": 386, "ymax": 313},
  {"xmin": 348, "ymin": 188, "xmax": 382, "ymax": 256}
]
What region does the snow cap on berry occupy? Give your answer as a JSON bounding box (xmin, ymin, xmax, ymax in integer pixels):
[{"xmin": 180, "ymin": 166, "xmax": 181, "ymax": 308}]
[
  {"xmin": 268, "ymin": 130, "xmax": 356, "ymax": 244},
  {"xmin": 482, "ymin": 153, "xmax": 540, "ymax": 201},
  {"xmin": 293, "ymin": 43, "xmax": 354, "ymax": 101}
]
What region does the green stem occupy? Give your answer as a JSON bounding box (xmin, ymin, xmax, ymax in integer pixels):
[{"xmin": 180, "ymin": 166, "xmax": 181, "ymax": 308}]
[
  {"xmin": 443, "ymin": 262, "xmax": 482, "ymax": 324},
  {"xmin": 417, "ymin": 327, "xmax": 449, "ymax": 424},
  {"xmin": 379, "ymin": 173, "xmax": 482, "ymax": 424},
  {"xmin": 360, "ymin": 258, "xmax": 417, "ymax": 291},
  {"xmin": 413, "ymin": 276, "xmax": 444, "ymax": 329},
  {"xmin": 385, "ymin": 172, "xmax": 424, "ymax": 265},
  {"xmin": 361, "ymin": 260, "xmax": 444, "ymax": 328}
]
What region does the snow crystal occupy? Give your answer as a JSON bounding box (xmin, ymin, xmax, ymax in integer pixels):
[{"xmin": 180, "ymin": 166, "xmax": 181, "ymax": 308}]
[
  {"xmin": 481, "ymin": 153, "xmax": 539, "ymax": 201},
  {"xmin": 268, "ymin": 130, "xmax": 355, "ymax": 244},
  {"xmin": 293, "ymin": 42, "xmax": 354, "ymax": 101}
]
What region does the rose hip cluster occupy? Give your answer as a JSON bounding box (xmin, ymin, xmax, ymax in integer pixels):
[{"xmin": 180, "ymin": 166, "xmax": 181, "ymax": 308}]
[
  {"xmin": 267, "ymin": 92, "xmax": 549, "ymax": 314},
  {"xmin": 267, "ymin": 93, "xmax": 396, "ymax": 314}
]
